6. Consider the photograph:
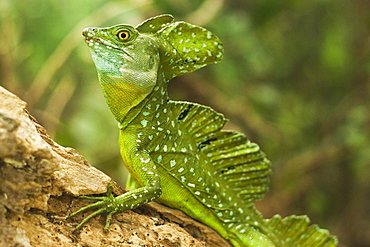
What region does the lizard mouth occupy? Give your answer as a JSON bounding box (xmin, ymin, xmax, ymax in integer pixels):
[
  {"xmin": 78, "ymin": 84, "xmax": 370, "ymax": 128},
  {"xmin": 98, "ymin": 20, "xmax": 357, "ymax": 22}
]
[
  {"xmin": 82, "ymin": 28, "xmax": 118, "ymax": 50},
  {"xmin": 84, "ymin": 35, "xmax": 111, "ymax": 48},
  {"xmin": 85, "ymin": 36, "xmax": 127, "ymax": 58}
]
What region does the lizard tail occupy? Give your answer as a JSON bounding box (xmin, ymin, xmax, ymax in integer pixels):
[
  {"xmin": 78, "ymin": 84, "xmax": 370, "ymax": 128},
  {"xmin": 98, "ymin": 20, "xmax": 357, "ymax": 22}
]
[{"xmin": 265, "ymin": 214, "xmax": 338, "ymax": 246}]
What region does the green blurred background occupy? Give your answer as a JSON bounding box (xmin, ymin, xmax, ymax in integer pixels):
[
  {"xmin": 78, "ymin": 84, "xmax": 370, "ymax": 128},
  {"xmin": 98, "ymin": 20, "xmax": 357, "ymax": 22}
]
[{"xmin": 1, "ymin": 0, "xmax": 369, "ymax": 246}]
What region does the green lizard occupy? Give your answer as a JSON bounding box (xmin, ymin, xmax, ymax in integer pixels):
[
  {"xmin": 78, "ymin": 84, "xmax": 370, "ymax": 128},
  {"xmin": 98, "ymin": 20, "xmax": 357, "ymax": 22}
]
[{"xmin": 69, "ymin": 14, "xmax": 338, "ymax": 246}]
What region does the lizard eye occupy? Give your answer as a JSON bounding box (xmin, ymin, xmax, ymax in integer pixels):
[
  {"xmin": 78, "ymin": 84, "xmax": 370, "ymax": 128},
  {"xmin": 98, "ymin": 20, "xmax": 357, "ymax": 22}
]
[{"xmin": 117, "ymin": 30, "xmax": 130, "ymax": 41}]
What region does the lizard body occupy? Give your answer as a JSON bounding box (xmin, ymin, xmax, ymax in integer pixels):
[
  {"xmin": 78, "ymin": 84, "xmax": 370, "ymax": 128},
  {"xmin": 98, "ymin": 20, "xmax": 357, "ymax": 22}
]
[{"xmin": 70, "ymin": 14, "xmax": 338, "ymax": 246}]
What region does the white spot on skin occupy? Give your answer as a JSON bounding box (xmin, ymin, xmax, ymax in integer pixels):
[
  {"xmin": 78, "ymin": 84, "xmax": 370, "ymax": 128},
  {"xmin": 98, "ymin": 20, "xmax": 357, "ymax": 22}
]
[
  {"xmin": 140, "ymin": 157, "xmax": 150, "ymax": 163},
  {"xmin": 157, "ymin": 155, "xmax": 162, "ymax": 163},
  {"xmin": 141, "ymin": 120, "xmax": 148, "ymax": 127},
  {"xmin": 187, "ymin": 183, "xmax": 195, "ymax": 188}
]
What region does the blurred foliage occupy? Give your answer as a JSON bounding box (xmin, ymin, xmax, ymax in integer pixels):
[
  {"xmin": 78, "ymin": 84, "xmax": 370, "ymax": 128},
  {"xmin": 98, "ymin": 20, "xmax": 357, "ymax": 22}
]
[{"xmin": 1, "ymin": 0, "xmax": 369, "ymax": 246}]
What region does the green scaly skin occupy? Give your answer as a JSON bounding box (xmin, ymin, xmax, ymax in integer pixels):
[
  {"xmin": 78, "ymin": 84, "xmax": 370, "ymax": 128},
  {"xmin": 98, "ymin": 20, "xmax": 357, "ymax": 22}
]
[{"xmin": 69, "ymin": 15, "xmax": 338, "ymax": 247}]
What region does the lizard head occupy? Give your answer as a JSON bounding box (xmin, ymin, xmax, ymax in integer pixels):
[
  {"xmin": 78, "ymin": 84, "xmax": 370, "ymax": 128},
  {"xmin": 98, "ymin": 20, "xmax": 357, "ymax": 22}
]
[
  {"xmin": 83, "ymin": 14, "xmax": 224, "ymax": 83},
  {"xmin": 82, "ymin": 22, "xmax": 160, "ymax": 93},
  {"xmin": 82, "ymin": 15, "xmax": 223, "ymax": 122}
]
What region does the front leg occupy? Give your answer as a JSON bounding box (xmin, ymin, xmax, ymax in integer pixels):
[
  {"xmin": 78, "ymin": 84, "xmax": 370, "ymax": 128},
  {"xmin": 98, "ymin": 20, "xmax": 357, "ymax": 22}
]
[{"xmin": 68, "ymin": 152, "xmax": 161, "ymax": 231}]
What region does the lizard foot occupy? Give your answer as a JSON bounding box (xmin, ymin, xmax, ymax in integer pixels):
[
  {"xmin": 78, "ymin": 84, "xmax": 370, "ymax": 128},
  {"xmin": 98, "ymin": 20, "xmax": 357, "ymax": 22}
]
[{"xmin": 68, "ymin": 182, "xmax": 118, "ymax": 231}]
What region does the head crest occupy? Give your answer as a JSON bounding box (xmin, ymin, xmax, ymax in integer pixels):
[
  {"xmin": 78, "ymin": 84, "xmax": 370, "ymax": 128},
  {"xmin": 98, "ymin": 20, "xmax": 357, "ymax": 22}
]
[
  {"xmin": 159, "ymin": 21, "xmax": 224, "ymax": 79},
  {"xmin": 137, "ymin": 15, "xmax": 224, "ymax": 80},
  {"xmin": 136, "ymin": 14, "xmax": 174, "ymax": 34}
]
